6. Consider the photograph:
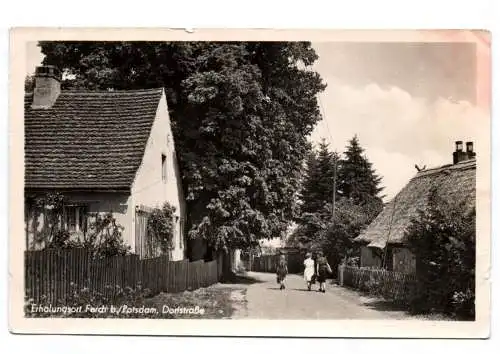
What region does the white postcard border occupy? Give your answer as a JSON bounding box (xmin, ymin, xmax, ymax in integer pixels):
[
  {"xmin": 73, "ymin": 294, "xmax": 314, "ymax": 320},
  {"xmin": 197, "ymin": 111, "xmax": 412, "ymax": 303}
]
[{"xmin": 8, "ymin": 28, "xmax": 491, "ymax": 338}]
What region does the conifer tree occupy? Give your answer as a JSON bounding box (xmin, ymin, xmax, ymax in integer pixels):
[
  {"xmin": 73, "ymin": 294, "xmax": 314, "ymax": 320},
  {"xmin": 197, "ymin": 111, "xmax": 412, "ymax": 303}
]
[
  {"xmin": 337, "ymin": 135, "xmax": 384, "ymax": 219},
  {"xmin": 300, "ymin": 139, "xmax": 336, "ymax": 215},
  {"xmin": 289, "ymin": 140, "xmax": 339, "ymax": 248},
  {"xmin": 311, "ymin": 135, "xmax": 385, "ymax": 269}
]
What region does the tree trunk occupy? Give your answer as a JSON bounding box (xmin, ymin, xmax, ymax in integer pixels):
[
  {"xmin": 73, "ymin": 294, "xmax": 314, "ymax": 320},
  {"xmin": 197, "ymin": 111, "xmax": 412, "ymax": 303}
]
[{"xmin": 220, "ymin": 250, "xmax": 235, "ymax": 282}]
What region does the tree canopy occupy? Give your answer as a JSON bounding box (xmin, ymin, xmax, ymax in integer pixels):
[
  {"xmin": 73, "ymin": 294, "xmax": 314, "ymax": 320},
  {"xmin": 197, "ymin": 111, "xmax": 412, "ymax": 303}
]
[{"xmin": 39, "ymin": 41, "xmax": 326, "ymax": 252}]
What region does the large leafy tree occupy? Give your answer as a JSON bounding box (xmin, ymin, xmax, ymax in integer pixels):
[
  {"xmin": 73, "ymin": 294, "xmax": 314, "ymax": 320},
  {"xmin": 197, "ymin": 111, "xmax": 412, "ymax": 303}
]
[{"xmin": 39, "ymin": 42, "xmax": 326, "ymax": 254}]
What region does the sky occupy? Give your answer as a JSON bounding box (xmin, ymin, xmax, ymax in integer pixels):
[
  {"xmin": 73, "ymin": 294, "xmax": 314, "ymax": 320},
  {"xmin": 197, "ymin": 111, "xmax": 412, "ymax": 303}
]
[
  {"xmin": 25, "ymin": 32, "xmax": 490, "ymax": 200},
  {"xmin": 310, "ymin": 32, "xmax": 490, "ymax": 200}
]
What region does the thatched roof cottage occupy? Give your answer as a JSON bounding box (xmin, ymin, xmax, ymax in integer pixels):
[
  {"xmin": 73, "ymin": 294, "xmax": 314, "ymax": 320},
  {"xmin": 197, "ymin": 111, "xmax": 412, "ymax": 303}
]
[{"xmin": 354, "ymin": 141, "xmax": 476, "ymax": 274}]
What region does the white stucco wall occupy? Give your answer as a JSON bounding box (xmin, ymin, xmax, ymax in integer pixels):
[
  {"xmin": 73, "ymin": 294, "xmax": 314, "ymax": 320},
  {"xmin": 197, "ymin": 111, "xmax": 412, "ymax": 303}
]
[
  {"xmin": 26, "ymin": 191, "xmax": 132, "ymax": 250},
  {"xmin": 131, "ymin": 91, "xmax": 187, "ymax": 261}
]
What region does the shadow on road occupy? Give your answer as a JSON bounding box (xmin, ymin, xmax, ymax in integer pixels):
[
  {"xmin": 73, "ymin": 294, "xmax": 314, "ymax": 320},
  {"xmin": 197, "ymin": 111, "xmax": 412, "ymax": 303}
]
[
  {"xmin": 266, "ymin": 287, "xmax": 323, "ymax": 293},
  {"xmin": 222, "ymin": 274, "xmax": 266, "ymax": 285},
  {"xmin": 363, "ymin": 299, "xmax": 409, "ymax": 312}
]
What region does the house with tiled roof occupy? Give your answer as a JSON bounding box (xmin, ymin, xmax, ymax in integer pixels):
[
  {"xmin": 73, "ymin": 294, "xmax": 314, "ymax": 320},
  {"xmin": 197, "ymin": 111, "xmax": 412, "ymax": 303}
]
[
  {"xmin": 24, "ymin": 65, "xmax": 186, "ymax": 261},
  {"xmin": 354, "ymin": 141, "xmax": 476, "ymax": 274}
]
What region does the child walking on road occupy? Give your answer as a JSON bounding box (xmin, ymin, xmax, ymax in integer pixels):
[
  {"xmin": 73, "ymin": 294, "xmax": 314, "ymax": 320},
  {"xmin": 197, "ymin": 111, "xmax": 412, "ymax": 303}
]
[{"xmin": 276, "ymin": 255, "xmax": 288, "ymax": 290}]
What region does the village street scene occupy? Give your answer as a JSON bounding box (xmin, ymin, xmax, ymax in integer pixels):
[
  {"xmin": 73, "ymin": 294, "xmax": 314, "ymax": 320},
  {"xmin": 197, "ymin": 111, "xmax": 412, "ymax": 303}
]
[{"xmin": 22, "ymin": 36, "xmax": 486, "ymax": 322}]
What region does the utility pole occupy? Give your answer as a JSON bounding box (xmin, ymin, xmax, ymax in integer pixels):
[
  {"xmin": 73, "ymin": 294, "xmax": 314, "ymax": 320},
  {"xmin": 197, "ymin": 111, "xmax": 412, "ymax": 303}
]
[
  {"xmin": 332, "ymin": 152, "xmax": 337, "ymax": 221},
  {"xmin": 332, "ymin": 152, "xmax": 345, "ymax": 267}
]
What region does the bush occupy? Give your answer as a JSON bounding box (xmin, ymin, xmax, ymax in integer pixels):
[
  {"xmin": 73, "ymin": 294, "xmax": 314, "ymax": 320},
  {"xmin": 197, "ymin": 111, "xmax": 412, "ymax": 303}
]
[
  {"xmin": 147, "ymin": 202, "xmax": 177, "ymax": 254},
  {"xmin": 406, "ymin": 187, "xmax": 475, "ymax": 320},
  {"xmin": 75, "ymin": 212, "xmax": 131, "ymax": 257},
  {"xmin": 451, "ymin": 289, "xmax": 475, "ymax": 319},
  {"xmin": 27, "ymin": 192, "xmax": 131, "ymax": 258}
]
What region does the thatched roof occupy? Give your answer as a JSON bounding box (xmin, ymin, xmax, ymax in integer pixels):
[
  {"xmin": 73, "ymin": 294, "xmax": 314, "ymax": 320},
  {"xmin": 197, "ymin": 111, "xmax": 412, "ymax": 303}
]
[{"xmin": 355, "ymin": 159, "xmax": 476, "ymax": 249}]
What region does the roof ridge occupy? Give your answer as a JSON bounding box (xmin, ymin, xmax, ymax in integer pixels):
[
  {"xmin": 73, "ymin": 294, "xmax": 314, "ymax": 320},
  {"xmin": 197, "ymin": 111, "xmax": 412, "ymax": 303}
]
[
  {"xmin": 412, "ymin": 159, "xmax": 476, "ymax": 179},
  {"xmin": 60, "ymin": 88, "xmax": 163, "ymax": 96}
]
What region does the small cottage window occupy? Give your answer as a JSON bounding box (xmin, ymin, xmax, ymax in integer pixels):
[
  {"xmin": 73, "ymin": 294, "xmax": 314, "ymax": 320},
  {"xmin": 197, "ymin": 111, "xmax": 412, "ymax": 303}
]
[
  {"xmin": 161, "ymin": 154, "xmax": 167, "ymax": 182},
  {"xmin": 63, "ymin": 205, "xmax": 88, "ymax": 233}
]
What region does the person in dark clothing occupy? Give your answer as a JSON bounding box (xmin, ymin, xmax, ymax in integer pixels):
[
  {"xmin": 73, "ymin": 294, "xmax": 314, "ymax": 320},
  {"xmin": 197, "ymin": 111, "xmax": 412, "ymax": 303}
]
[
  {"xmin": 315, "ymin": 251, "xmax": 332, "ymax": 293},
  {"xmin": 311, "ymin": 251, "xmax": 318, "ymax": 288},
  {"xmin": 276, "ymin": 255, "xmax": 288, "ymax": 290}
]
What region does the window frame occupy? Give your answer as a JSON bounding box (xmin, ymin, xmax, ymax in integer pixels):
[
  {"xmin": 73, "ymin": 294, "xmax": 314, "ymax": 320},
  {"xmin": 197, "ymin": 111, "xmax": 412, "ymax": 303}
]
[
  {"xmin": 63, "ymin": 205, "xmax": 88, "ymax": 233},
  {"xmin": 161, "ymin": 153, "xmax": 167, "ymax": 182}
]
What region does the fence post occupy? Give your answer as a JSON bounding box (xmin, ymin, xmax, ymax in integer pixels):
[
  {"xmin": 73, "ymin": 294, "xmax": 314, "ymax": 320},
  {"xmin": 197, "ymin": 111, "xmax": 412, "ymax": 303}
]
[{"xmin": 338, "ymin": 264, "xmax": 344, "ymax": 286}]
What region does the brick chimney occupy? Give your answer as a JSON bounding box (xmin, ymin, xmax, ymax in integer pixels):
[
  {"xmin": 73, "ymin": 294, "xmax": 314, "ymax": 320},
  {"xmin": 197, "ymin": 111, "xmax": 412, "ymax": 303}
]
[
  {"xmin": 31, "ymin": 65, "xmax": 61, "ymax": 109},
  {"xmin": 453, "ymin": 140, "xmax": 476, "ymax": 164},
  {"xmin": 466, "ymin": 141, "xmax": 476, "ymax": 160}
]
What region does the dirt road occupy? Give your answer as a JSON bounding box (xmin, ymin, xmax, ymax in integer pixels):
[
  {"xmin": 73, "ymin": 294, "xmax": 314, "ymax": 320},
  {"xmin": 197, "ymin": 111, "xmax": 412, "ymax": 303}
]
[{"xmin": 231, "ymin": 272, "xmax": 419, "ymax": 320}]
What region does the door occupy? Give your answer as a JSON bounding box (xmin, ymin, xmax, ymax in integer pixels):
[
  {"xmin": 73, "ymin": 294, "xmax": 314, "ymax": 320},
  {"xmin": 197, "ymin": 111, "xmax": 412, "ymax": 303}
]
[{"xmin": 135, "ymin": 209, "xmax": 149, "ymax": 258}]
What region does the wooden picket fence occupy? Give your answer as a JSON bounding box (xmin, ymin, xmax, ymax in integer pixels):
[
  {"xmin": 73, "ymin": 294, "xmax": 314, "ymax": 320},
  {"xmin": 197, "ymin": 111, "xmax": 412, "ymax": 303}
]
[
  {"xmin": 25, "ymin": 248, "xmax": 219, "ymax": 304},
  {"xmin": 338, "ymin": 265, "xmax": 417, "ymax": 305},
  {"xmin": 251, "ymin": 255, "xmax": 276, "ymax": 273}
]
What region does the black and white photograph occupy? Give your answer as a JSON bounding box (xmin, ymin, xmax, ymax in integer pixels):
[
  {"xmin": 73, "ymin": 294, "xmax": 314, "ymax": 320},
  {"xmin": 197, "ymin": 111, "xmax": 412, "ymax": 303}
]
[{"xmin": 8, "ymin": 29, "xmax": 491, "ymax": 337}]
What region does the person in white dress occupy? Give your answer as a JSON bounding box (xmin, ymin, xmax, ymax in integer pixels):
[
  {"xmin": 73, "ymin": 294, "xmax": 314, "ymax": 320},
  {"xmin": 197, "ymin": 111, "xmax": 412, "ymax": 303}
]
[{"xmin": 303, "ymin": 252, "xmax": 315, "ymax": 291}]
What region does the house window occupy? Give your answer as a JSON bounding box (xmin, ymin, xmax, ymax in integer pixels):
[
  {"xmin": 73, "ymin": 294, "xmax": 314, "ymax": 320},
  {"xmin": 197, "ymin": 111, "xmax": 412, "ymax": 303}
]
[
  {"xmin": 161, "ymin": 154, "xmax": 167, "ymax": 182},
  {"xmin": 64, "ymin": 205, "xmax": 88, "ymax": 233}
]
